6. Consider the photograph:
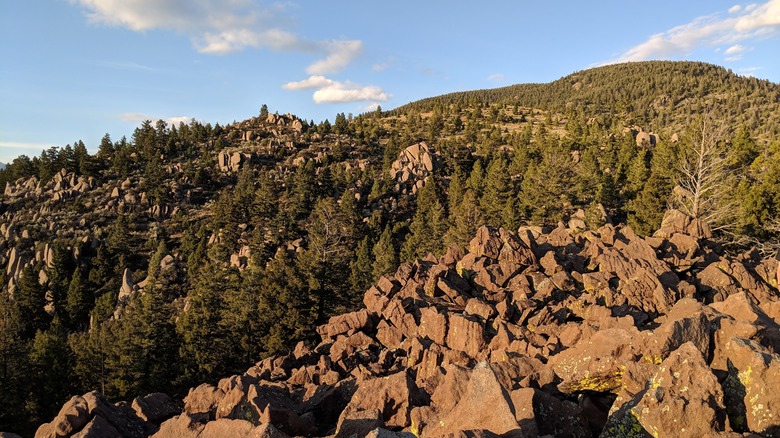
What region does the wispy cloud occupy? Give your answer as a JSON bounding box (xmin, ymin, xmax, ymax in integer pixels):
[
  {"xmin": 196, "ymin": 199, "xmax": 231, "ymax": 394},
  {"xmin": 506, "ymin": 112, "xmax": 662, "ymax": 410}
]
[
  {"xmin": 602, "ymin": 0, "xmax": 780, "ymax": 64},
  {"xmin": 97, "ymin": 61, "xmax": 158, "ymax": 72},
  {"xmin": 118, "ymin": 112, "xmax": 194, "ymax": 126},
  {"xmin": 283, "ymin": 75, "xmax": 390, "ymax": 104},
  {"xmin": 486, "ymin": 73, "xmax": 506, "ymax": 82},
  {"xmin": 371, "ymin": 57, "xmax": 394, "ymax": 72},
  {"xmin": 0, "ymin": 141, "xmax": 53, "ymax": 150},
  {"xmin": 737, "ymin": 66, "xmax": 762, "ymax": 76},
  {"xmin": 74, "ymin": 0, "xmax": 362, "ymax": 74}
]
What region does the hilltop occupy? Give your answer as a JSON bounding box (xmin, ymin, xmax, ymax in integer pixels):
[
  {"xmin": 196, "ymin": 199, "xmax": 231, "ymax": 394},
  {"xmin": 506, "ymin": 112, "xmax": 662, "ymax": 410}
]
[
  {"xmin": 397, "ymin": 61, "xmax": 780, "ymax": 142},
  {"xmin": 0, "ymin": 61, "xmax": 779, "ymax": 436}
]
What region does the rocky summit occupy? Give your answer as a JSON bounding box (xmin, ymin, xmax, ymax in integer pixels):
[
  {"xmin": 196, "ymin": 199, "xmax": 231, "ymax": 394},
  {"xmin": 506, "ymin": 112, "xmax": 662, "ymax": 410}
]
[{"xmin": 35, "ymin": 211, "xmax": 780, "ymax": 437}]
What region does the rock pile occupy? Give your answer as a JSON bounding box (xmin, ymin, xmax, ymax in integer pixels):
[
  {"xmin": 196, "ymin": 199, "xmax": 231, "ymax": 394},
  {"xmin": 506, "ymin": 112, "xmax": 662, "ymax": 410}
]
[
  {"xmin": 36, "ymin": 210, "xmax": 780, "ymax": 437},
  {"xmin": 389, "ymin": 142, "xmax": 436, "ymax": 195}
]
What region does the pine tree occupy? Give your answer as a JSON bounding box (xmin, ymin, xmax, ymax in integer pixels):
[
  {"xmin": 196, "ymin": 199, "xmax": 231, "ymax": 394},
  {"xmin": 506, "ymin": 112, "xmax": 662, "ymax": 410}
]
[
  {"xmin": 402, "ymin": 182, "xmax": 448, "ymax": 261},
  {"xmin": 627, "ymin": 172, "xmax": 673, "ymax": 236},
  {"xmin": 178, "ymin": 262, "xmax": 242, "ymax": 384},
  {"xmin": 48, "ymin": 244, "xmax": 74, "ymax": 319},
  {"xmin": 0, "ymin": 290, "xmax": 30, "ymax": 433},
  {"xmin": 466, "ymin": 160, "xmax": 485, "ymax": 197},
  {"xmin": 520, "ymin": 145, "xmax": 576, "ymax": 226},
  {"xmin": 15, "ymin": 265, "xmax": 50, "ymax": 339},
  {"xmin": 482, "ymin": 156, "xmax": 512, "ymax": 226},
  {"xmin": 349, "ymin": 237, "xmax": 374, "ymax": 297},
  {"xmin": 25, "ymin": 318, "xmax": 72, "ymax": 426},
  {"xmin": 446, "ymin": 189, "xmax": 483, "ymax": 247},
  {"xmin": 257, "ymin": 249, "xmax": 315, "ymax": 356},
  {"xmin": 66, "ymin": 268, "xmax": 92, "ymax": 330},
  {"xmin": 446, "ymin": 165, "xmax": 466, "ymax": 213},
  {"xmin": 373, "ymin": 226, "xmax": 398, "ymax": 279},
  {"xmin": 107, "ymin": 280, "xmax": 179, "ymax": 398}
]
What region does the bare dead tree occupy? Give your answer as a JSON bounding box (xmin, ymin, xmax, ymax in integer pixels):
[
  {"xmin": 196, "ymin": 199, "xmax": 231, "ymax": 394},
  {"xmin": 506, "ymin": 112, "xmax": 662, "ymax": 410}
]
[{"xmin": 672, "ymin": 113, "xmax": 737, "ymax": 232}]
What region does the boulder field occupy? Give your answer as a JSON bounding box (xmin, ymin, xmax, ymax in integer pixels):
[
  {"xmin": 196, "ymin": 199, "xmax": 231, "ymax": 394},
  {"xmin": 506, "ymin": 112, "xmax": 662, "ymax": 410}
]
[{"xmin": 35, "ymin": 211, "xmax": 780, "ymax": 437}]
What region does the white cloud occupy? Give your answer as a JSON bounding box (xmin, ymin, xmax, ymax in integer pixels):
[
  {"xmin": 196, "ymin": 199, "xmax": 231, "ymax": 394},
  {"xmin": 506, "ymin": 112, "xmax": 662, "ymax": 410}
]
[
  {"xmin": 306, "ymin": 40, "xmax": 363, "ymax": 75},
  {"xmin": 725, "ymin": 43, "xmax": 746, "ymax": 53},
  {"xmin": 283, "ymin": 75, "xmax": 390, "ymax": 104},
  {"xmin": 724, "ymin": 44, "xmax": 747, "ymax": 61},
  {"xmin": 729, "ymin": 4, "xmax": 742, "ymax": 13},
  {"xmin": 282, "ymin": 75, "xmax": 335, "ymax": 90},
  {"xmin": 362, "ymin": 102, "xmax": 382, "ymax": 112},
  {"xmin": 74, "ymin": 0, "xmax": 361, "ymax": 73},
  {"xmin": 602, "ymin": 0, "xmax": 780, "ymax": 64},
  {"xmin": 313, "ymin": 85, "xmax": 389, "ymax": 104},
  {"xmin": 486, "ymin": 73, "xmax": 506, "ymax": 82}
]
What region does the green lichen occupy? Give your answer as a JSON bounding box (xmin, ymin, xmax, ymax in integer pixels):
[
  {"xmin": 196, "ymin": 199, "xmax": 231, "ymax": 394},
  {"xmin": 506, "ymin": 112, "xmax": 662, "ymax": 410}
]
[{"xmin": 602, "ymin": 407, "xmax": 650, "ymax": 437}]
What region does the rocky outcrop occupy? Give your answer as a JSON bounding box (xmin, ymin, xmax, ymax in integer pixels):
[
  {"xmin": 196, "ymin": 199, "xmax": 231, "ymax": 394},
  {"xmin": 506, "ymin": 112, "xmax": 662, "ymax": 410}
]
[
  {"xmin": 389, "ymin": 142, "xmax": 437, "ymax": 194},
  {"xmin": 217, "ymin": 151, "xmax": 255, "ymax": 172},
  {"xmin": 36, "ymin": 220, "xmax": 780, "ymax": 437}
]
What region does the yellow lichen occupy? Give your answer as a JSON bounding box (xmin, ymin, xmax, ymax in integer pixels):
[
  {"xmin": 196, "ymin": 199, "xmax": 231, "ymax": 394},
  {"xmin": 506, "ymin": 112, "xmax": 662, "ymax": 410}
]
[
  {"xmin": 738, "ymin": 366, "xmax": 752, "ymax": 386},
  {"xmin": 410, "ymin": 418, "xmax": 419, "ymax": 437}
]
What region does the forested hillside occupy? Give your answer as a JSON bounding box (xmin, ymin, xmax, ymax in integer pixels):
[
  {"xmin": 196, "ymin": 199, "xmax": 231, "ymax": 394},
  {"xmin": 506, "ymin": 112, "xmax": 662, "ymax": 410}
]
[{"xmin": 1, "ymin": 61, "xmax": 779, "ymax": 436}]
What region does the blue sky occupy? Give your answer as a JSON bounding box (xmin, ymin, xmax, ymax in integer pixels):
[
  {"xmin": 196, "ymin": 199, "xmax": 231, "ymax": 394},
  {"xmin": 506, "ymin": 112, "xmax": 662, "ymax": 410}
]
[{"xmin": 1, "ymin": 0, "xmax": 779, "ymax": 163}]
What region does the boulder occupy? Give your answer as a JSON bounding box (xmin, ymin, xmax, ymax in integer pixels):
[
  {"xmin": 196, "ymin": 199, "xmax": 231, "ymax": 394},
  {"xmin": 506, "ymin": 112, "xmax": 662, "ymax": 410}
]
[
  {"xmin": 335, "ymin": 408, "xmax": 383, "ymax": 438},
  {"xmin": 423, "ymin": 362, "xmax": 522, "ymax": 437},
  {"xmin": 654, "ymin": 209, "xmax": 712, "ymax": 239},
  {"xmin": 445, "ymin": 313, "xmax": 486, "ymax": 359},
  {"xmin": 720, "ymin": 337, "xmax": 780, "ymax": 435},
  {"xmin": 342, "ymin": 370, "xmax": 422, "ymax": 429},
  {"xmin": 35, "ymin": 395, "xmax": 91, "ymax": 438},
  {"xmin": 603, "ymin": 343, "xmax": 727, "ymax": 437}
]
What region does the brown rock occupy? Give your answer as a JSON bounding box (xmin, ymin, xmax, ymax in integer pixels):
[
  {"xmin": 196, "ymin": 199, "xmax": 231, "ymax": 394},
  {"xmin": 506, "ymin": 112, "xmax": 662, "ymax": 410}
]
[
  {"xmin": 654, "ymin": 209, "xmax": 712, "ymax": 239},
  {"xmin": 465, "ymin": 298, "xmax": 496, "ymax": 321},
  {"xmin": 550, "ymin": 328, "xmax": 647, "ymax": 394},
  {"xmin": 70, "ymin": 414, "xmax": 120, "ymax": 438},
  {"xmin": 603, "ymin": 343, "xmax": 727, "ymax": 437},
  {"xmin": 342, "ymin": 370, "xmax": 421, "ymax": 429},
  {"xmin": 151, "ymin": 413, "xmax": 207, "ymax": 438},
  {"xmin": 445, "ymin": 313, "xmax": 487, "ymax": 359},
  {"xmin": 720, "ymin": 337, "xmax": 780, "ymax": 435},
  {"xmin": 418, "ymin": 306, "xmax": 448, "ymax": 345},
  {"xmin": 199, "ymin": 418, "xmax": 289, "ymax": 438},
  {"xmin": 364, "ymin": 286, "xmax": 391, "ymax": 315},
  {"xmin": 335, "ymin": 408, "xmax": 383, "ymax": 438},
  {"xmin": 35, "ymin": 395, "xmax": 90, "ymax": 438},
  {"xmin": 646, "ymin": 310, "xmax": 711, "ymax": 359},
  {"xmin": 423, "ymin": 362, "xmax": 522, "ymax": 437},
  {"xmin": 81, "ymin": 392, "xmax": 146, "ymax": 438},
  {"xmin": 317, "ymin": 309, "xmax": 374, "ymax": 340},
  {"xmin": 184, "ymin": 384, "xmax": 225, "ymax": 417}
]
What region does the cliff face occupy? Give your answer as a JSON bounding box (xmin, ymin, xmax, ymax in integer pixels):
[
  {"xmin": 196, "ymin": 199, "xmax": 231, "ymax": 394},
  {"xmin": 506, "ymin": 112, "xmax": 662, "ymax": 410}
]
[{"xmin": 36, "ymin": 211, "xmax": 780, "ymax": 437}]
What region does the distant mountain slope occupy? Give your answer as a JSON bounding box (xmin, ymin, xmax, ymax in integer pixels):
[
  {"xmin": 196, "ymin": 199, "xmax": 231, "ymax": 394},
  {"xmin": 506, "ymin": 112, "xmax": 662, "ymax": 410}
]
[{"xmin": 396, "ymin": 61, "xmax": 780, "ymax": 141}]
